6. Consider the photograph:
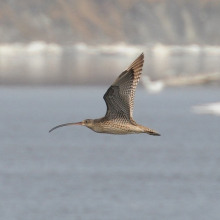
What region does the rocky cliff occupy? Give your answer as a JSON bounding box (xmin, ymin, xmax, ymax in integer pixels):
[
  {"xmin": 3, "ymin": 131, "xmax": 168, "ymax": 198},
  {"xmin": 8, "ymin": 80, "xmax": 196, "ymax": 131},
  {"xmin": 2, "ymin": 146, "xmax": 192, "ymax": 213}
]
[{"xmin": 1, "ymin": 0, "xmax": 220, "ymax": 45}]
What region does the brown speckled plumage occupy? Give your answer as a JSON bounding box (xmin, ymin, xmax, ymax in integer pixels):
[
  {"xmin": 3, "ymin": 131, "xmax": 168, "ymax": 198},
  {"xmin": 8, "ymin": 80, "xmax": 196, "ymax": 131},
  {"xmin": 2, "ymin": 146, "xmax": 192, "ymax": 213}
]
[{"xmin": 49, "ymin": 53, "xmax": 160, "ymax": 136}]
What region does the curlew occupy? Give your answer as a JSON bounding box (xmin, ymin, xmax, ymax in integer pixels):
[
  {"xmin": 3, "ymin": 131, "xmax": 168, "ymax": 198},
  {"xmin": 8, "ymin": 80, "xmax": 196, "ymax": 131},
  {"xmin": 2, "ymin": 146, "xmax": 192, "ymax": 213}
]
[{"xmin": 49, "ymin": 53, "xmax": 160, "ymax": 136}]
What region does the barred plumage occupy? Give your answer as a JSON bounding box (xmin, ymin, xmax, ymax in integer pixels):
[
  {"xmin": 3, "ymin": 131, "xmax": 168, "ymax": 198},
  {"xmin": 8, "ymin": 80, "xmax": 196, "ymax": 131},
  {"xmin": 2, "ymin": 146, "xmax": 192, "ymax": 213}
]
[{"xmin": 49, "ymin": 53, "xmax": 160, "ymax": 136}]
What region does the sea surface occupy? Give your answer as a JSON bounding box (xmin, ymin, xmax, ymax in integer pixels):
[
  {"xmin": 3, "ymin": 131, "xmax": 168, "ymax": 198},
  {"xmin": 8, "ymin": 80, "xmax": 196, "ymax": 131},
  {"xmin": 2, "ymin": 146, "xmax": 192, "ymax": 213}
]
[{"xmin": 0, "ymin": 86, "xmax": 220, "ymax": 220}]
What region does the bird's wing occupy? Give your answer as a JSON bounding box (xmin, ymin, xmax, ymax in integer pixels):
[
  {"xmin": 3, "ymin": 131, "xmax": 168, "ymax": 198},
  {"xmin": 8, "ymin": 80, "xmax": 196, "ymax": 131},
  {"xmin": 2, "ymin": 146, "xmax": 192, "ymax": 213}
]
[{"xmin": 103, "ymin": 53, "xmax": 144, "ymax": 121}]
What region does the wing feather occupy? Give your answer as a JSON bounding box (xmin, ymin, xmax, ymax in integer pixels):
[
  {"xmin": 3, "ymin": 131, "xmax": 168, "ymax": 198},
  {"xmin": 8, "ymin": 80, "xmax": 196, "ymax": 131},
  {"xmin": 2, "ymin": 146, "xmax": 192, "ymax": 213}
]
[{"xmin": 103, "ymin": 53, "xmax": 144, "ymax": 121}]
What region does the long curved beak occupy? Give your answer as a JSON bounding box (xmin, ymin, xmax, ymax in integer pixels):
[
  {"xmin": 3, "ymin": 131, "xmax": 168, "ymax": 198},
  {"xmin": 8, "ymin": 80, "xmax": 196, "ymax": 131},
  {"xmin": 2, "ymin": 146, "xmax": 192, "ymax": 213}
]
[{"xmin": 49, "ymin": 122, "xmax": 82, "ymax": 132}]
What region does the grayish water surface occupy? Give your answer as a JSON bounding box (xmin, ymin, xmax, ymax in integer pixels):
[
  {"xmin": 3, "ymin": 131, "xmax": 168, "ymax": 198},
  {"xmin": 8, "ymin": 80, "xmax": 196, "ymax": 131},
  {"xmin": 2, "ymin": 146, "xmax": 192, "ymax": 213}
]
[{"xmin": 0, "ymin": 86, "xmax": 220, "ymax": 220}]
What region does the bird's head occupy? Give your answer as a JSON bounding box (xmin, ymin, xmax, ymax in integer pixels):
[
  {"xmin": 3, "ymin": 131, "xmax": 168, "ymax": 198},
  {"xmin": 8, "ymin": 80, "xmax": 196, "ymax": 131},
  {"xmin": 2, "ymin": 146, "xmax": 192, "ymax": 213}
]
[
  {"xmin": 49, "ymin": 119, "xmax": 94, "ymax": 132},
  {"xmin": 81, "ymin": 119, "xmax": 94, "ymax": 128}
]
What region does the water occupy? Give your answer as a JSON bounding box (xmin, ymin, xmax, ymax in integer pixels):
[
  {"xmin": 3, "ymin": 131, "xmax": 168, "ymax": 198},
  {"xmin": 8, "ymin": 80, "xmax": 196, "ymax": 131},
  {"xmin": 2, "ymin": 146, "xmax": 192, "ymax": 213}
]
[{"xmin": 0, "ymin": 86, "xmax": 220, "ymax": 220}]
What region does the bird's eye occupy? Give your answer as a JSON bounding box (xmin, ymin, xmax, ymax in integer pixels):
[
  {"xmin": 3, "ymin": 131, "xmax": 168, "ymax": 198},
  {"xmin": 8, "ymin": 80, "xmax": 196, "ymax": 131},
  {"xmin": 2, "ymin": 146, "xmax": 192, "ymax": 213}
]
[{"xmin": 85, "ymin": 120, "xmax": 88, "ymax": 123}]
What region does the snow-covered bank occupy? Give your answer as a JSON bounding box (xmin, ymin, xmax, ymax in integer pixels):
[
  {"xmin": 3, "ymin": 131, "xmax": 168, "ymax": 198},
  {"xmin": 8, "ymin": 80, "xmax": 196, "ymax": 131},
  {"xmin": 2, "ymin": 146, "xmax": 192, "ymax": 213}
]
[{"xmin": 0, "ymin": 42, "xmax": 220, "ymax": 85}]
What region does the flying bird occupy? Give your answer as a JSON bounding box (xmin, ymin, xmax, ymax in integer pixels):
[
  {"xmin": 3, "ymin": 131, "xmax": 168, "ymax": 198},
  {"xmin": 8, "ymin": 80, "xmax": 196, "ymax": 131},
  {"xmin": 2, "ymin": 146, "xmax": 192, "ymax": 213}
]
[{"xmin": 49, "ymin": 53, "xmax": 160, "ymax": 136}]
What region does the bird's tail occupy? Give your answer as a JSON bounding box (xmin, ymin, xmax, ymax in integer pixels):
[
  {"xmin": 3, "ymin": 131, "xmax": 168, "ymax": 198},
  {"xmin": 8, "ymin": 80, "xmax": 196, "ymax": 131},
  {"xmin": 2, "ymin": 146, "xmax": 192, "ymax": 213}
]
[
  {"xmin": 145, "ymin": 129, "xmax": 160, "ymax": 136},
  {"xmin": 141, "ymin": 126, "xmax": 160, "ymax": 136}
]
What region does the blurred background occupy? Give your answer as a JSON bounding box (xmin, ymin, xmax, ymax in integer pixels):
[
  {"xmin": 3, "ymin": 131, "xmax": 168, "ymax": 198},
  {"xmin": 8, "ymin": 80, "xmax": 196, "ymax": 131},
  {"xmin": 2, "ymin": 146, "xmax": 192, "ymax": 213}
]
[
  {"xmin": 1, "ymin": 0, "xmax": 220, "ymax": 85},
  {"xmin": 0, "ymin": 1, "xmax": 220, "ymax": 220}
]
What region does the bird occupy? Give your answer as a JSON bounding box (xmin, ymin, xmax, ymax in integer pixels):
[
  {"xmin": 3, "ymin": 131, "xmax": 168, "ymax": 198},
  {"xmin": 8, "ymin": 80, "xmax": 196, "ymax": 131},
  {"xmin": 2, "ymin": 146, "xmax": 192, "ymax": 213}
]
[
  {"xmin": 142, "ymin": 75, "xmax": 164, "ymax": 93},
  {"xmin": 49, "ymin": 53, "xmax": 160, "ymax": 136}
]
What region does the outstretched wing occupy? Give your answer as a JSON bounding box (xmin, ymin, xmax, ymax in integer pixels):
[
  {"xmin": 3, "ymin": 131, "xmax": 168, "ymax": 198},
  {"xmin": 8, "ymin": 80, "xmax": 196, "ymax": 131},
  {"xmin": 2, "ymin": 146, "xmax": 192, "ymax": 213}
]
[{"xmin": 103, "ymin": 53, "xmax": 144, "ymax": 122}]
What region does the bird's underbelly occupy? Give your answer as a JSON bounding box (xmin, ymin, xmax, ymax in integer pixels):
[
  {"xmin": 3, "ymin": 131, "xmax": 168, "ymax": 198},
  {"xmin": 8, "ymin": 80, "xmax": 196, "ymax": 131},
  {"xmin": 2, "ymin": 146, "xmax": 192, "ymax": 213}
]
[{"xmin": 92, "ymin": 123, "xmax": 144, "ymax": 134}]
